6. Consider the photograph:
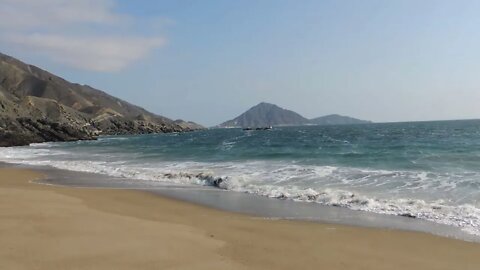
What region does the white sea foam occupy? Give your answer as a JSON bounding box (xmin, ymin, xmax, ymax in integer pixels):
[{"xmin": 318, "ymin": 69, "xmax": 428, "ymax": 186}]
[{"xmin": 1, "ymin": 145, "xmax": 480, "ymax": 236}]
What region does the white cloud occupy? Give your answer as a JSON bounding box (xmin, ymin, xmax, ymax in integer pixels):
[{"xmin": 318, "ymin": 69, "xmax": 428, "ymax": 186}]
[
  {"xmin": 0, "ymin": 0, "xmax": 123, "ymax": 29},
  {"xmin": 6, "ymin": 34, "xmax": 165, "ymax": 72},
  {"xmin": 0, "ymin": 0, "xmax": 167, "ymax": 72}
]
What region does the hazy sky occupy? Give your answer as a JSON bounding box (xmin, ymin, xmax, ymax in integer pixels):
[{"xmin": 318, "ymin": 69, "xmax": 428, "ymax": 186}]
[{"xmin": 1, "ymin": 0, "xmax": 479, "ymax": 126}]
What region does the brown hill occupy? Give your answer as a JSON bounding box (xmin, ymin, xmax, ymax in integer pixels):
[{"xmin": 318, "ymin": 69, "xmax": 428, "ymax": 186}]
[
  {"xmin": 218, "ymin": 102, "xmax": 310, "ymax": 128},
  {"xmin": 0, "ymin": 52, "xmax": 203, "ymax": 146},
  {"xmin": 218, "ymin": 102, "xmax": 372, "ymax": 128}
]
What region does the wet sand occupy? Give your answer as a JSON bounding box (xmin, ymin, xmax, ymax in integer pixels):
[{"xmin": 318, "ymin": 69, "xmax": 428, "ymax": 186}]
[{"xmin": 1, "ymin": 167, "xmax": 480, "ymax": 270}]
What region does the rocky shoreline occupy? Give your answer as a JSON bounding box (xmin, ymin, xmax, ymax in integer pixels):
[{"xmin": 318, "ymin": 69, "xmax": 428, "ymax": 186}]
[
  {"xmin": 0, "ymin": 52, "xmax": 203, "ymax": 147},
  {"xmin": 0, "ymin": 117, "xmax": 94, "ymax": 147},
  {"xmin": 0, "ymin": 116, "xmax": 193, "ymax": 147}
]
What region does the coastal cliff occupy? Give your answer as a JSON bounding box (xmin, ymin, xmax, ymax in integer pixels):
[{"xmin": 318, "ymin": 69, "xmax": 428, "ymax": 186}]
[{"xmin": 0, "ymin": 52, "xmax": 203, "ymax": 146}]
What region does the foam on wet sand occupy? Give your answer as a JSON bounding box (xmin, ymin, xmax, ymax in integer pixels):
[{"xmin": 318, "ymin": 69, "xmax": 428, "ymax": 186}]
[{"xmin": 1, "ymin": 167, "xmax": 480, "ymax": 270}]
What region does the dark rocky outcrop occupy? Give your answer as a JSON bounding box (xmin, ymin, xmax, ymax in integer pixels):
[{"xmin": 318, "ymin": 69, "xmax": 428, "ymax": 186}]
[
  {"xmin": 0, "ymin": 117, "xmax": 95, "ymax": 147},
  {"xmin": 0, "ymin": 52, "xmax": 204, "ymax": 147}
]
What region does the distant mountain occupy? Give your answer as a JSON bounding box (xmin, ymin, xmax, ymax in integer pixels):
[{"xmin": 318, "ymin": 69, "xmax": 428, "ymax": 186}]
[
  {"xmin": 218, "ymin": 102, "xmax": 310, "ymax": 128},
  {"xmin": 0, "ymin": 52, "xmax": 203, "ymax": 147},
  {"xmin": 310, "ymin": 114, "xmax": 372, "ymax": 125},
  {"xmin": 218, "ymin": 102, "xmax": 371, "ymax": 128}
]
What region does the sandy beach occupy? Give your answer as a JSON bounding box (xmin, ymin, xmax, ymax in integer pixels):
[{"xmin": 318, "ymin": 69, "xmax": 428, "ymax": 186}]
[{"xmin": 1, "ymin": 167, "xmax": 480, "ymax": 270}]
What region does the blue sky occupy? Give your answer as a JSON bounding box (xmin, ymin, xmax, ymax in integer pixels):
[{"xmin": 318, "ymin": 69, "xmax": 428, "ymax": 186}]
[{"xmin": 1, "ymin": 0, "xmax": 479, "ymax": 126}]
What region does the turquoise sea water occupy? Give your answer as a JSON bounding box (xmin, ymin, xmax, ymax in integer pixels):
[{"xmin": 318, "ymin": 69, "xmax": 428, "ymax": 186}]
[{"xmin": 1, "ymin": 120, "xmax": 480, "ymax": 235}]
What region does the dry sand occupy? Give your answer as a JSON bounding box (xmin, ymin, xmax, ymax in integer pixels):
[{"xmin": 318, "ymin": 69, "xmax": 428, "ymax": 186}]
[{"xmin": 1, "ymin": 167, "xmax": 480, "ymax": 270}]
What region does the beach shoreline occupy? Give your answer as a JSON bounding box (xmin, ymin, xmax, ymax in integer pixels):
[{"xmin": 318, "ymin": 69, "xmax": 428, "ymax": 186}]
[
  {"xmin": 1, "ymin": 166, "xmax": 480, "ymax": 269},
  {"xmin": 18, "ymin": 161, "xmax": 480, "ymax": 243}
]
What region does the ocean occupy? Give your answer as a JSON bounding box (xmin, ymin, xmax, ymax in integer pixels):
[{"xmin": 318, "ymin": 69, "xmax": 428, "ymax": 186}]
[{"xmin": 1, "ymin": 120, "xmax": 480, "ymax": 237}]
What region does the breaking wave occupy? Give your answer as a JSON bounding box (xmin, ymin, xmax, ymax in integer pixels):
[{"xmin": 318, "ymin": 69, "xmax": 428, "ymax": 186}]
[{"xmin": 1, "ymin": 146, "xmax": 479, "ymax": 236}]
